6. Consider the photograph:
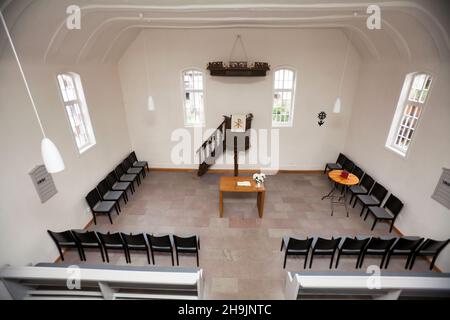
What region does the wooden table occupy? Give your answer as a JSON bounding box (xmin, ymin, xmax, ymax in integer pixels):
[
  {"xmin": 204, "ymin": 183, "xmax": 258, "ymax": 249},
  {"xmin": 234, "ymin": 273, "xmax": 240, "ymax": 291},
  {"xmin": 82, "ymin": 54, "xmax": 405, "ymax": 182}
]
[
  {"xmin": 219, "ymin": 176, "xmax": 266, "ymax": 218},
  {"xmin": 321, "ymin": 170, "xmax": 359, "ymax": 217}
]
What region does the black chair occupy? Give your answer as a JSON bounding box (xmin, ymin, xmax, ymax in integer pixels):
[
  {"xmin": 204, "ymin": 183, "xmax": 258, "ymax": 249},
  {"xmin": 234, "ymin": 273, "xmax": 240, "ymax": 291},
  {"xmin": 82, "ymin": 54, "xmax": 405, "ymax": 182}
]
[
  {"xmin": 309, "ymin": 237, "xmax": 341, "ymax": 269},
  {"xmin": 384, "ymin": 237, "xmax": 424, "ymax": 269},
  {"xmin": 349, "ymin": 174, "xmax": 375, "ymax": 205},
  {"xmin": 352, "ymin": 166, "xmax": 364, "ymax": 181},
  {"xmin": 355, "ymin": 182, "xmax": 388, "ymax": 217},
  {"xmin": 147, "ymin": 234, "xmax": 174, "ymax": 266},
  {"xmin": 129, "ymin": 151, "xmax": 149, "ymax": 173},
  {"xmin": 324, "ymin": 153, "xmax": 347, "ymax": 173},
  {"xmin": 409, "ymin": 239, "xmax": 450, "ymax": 270},
  {"xmin": 106, "ymin": 171, "xmax": 134, "ymax": 195},
  {"xmin": 97, "ymin": 232, "xmax": 128, "ymax": 263},
  {"xmin": 364, "ymin": 194, "xmax": 404, "ymax": 232},
  {"xmin": 281, "ymin": 237, "xmax": 313, "ymax": 269},
  {"xmin": 85, "ymin": 189, "xmax": 119, "ymax": 225},
  {"xmin": 173, "ymin": 235, "xmax": 200, "ymax": 267},
  {"xmin": 335, "ymin": 237, "xmax": 370, "ymax": 269},
  {"xmin": 97, "ymin": 179, "xmax": 126, "ymax": 211},
  {"xmin": 122, "ymin": 158, "xmax": 145, "ymax": 180},
  {"xmin": 359, "ymin": 237, "xmax": 396, "ymax": 268},
  {"xmin": 47, "ymin": 230, "xmax": 83, "ymax": 261},
  {"xmin": 114, "ymin": 164, "xmax": 139, "ymax": 190},
  {"xmin": 72, "ymin": 230, "xmax": 105, "ymax": 262},
  {"xmin": 342, "ymin": 159, "xmax": 355, "ymax": 173},
  {"xmin": 121, "ymin": 233, "xmax": 151, "ymax": 264}
]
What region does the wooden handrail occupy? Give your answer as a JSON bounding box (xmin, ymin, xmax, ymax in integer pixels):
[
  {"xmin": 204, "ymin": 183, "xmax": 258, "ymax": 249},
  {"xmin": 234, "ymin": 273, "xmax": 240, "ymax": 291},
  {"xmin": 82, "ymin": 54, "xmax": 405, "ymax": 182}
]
[{"xmin": 196, "ymin": 119, "xmax": 226, "ymax": 154}]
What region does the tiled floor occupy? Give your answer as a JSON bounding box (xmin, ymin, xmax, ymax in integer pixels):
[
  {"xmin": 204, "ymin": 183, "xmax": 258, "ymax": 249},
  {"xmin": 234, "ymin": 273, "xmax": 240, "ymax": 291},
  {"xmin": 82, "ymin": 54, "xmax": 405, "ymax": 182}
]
[{"xmin": 62, "ymin": 171, "xmax": 431, "ymax": 299}]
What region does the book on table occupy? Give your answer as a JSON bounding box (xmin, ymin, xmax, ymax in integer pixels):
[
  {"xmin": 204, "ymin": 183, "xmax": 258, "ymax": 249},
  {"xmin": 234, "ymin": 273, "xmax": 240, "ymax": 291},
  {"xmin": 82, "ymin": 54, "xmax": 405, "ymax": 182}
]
[{"xmin": 236, "ymin": 181, "xmax": 251, "ymax": 187}]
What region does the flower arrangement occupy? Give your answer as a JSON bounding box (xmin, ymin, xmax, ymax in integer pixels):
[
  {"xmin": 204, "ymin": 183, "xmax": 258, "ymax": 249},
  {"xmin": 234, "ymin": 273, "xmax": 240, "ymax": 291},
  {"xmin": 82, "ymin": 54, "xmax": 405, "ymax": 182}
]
[{"xmin": 253, "ymin": 173, "xmax": 266, "ymax": 187}]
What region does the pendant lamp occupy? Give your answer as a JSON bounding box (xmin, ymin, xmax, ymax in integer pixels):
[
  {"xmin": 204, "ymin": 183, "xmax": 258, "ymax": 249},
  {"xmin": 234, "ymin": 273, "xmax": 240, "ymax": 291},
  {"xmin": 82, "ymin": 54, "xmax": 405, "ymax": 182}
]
[{"xmin": 334, "ymin": 32, "xmax": 353, "ymax": 114}]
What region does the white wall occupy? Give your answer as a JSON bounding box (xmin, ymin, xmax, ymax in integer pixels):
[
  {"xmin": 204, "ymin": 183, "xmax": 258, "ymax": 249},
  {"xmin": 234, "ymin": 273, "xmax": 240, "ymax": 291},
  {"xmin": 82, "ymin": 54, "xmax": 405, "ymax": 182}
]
[
  {"xmin": 0, "ymin": 53, "xmax": 131, "ymax": 266},
  {"xmin": 118, "ymin": 28, "xmax": 360, "ymax": 170},
  {"xmin": 344, "ymin": 60, "xmax": 450, "ymax": 271}
]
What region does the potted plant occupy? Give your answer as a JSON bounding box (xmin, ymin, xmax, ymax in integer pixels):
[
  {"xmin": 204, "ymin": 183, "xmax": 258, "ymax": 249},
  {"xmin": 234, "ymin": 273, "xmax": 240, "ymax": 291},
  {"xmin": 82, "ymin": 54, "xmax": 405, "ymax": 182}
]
[{"xmin": 253, "ymin": 173, "xmax": 266, "ymax": 188}]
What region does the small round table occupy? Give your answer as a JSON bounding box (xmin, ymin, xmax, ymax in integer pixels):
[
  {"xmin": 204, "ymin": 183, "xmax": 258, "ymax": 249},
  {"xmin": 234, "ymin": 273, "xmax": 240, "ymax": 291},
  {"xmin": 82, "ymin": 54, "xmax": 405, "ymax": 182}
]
[{"xmin": 321, "ymin": 170, "xmax": 359, "ymax": 217}]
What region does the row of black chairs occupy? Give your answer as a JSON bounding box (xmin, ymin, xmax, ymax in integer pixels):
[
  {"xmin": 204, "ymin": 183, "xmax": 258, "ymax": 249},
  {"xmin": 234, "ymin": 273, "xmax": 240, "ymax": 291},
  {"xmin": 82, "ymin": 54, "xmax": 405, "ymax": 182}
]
[
  {"xmin": 48, "ymin": 230, "xmax": 200, "ymax": 267},
  {"xmin": 85, "ymin": 151, "xmax": 148, "ymax": 224},
  {"xmin": 281, "ymin": 236, "xmax": 449, "ymax": 270},
  {"xmin": 325, "ymin": 153, "xmax": 403, "ymax": 232}
]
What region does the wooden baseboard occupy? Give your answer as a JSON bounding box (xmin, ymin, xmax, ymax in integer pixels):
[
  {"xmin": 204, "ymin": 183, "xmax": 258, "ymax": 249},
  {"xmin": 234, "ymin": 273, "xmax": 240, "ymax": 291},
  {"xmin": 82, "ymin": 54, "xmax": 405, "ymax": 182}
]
[{"xmin": 149, "ymin": 167, "xmax": 323, "ymax": 174}]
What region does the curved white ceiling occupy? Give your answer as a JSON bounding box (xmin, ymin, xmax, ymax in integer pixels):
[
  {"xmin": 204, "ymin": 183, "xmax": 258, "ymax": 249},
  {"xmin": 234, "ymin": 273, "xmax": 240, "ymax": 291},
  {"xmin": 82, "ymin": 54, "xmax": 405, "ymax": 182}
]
[{"xmin": 0, "ymin": 0, "xmax": 449, "ymax": 64}]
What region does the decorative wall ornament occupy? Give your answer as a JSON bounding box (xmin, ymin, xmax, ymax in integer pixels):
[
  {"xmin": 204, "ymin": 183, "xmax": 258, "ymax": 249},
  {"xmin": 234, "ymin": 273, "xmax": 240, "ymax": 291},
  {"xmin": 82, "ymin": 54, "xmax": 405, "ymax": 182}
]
[
  {"xmin": 207, "ymin": 35, "xmax": 270, "ymax": 76},
  {"xmin": 318, "ymin": 111, "xmax": 327, "ymax": 126}
]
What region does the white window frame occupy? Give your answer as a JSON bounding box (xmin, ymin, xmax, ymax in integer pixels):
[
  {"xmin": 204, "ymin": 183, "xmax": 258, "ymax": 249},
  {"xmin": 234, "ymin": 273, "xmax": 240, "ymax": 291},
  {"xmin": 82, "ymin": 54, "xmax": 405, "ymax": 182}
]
[
  {"xmin": 271, "ymin": 67, "xmax": 297, "ymax": 127},
  {"xmin": 181, "ymin": 68, "xmax": 205, "ymax": 127},
  {"xmin": 385, "ymin": 72, "xmax": 432, "ymax": 158},
  {"xmin": 56, "ymin": 72, "xmax": 96, "ymax": 154}
]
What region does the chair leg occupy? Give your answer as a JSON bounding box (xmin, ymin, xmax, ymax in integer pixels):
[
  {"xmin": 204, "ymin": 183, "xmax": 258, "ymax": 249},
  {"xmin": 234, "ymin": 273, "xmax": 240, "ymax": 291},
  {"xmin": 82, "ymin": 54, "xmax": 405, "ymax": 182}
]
[
  {"xmin": 389, "ymin": 220, "xmax": 395, "ymax": 233},
  {"xmin": 176, "ymin": 250, "xmax": 179, "ymax": 266},
  {"xmin": 360, "ymin": 206, "xmax": 366, "ymax": 217},
  {"xmin": 380, "ymin": 253, "xmax": 387, "ymax": 268},
  {"xmin": 303, "ymin": 253, "xmax": 308, "ymax": 269},
  {"xmin": 107, "ymin": 213, "xmax": 113, "ymax": 224},
  {"xmin": 80, "ymin": 248, "xmax": 87, "ymax": 261},
  {"xmin": 371, "ymin": 218, "xmax": 378, "ymax": 230},
  {"xmin": 408, "ymin": 254, "xmax": 417, "ymax": 270},
  {"xmin": 430, "ymin": 254, "xmax": 438, "ymax": 270},
  {"xmin": 355, "ymin": 254, "xmax": 362, "ymax": 269},
  {"xmin": 364, "ymin": 211, "xmax": 370, "ymax": 221},
  {"xmin": 280, "ymin": 240, "xmax": 284, "ymax": 251},
  {"xmin": 384, "ymin": 253, "xmax": 392, "ymax": 269},
  {"xmin": 335, "ymin": 251, "xmax": 341, "ymax": 269},
  {"xmin": 146, "ymin": 249, "xmax": 151, "ymax": 264},
  {"xmin": 170, "ymin": 251, "xmax": 174, "ymax": 266},
  {"xmin": 92, "ymin": 212, "xmax": 97, "ymax": 225},
  {"xmin": 309, "ymin": 251, "xmax": 315, "ymax": 268},
  {"xmin": 405, "ymin": 254, "xmax": 413, "ymax": 269},
  {"xmin": 329, "ymin": 253, "xmax": 335, "ymax": 269},
  {"xmin": 99, "ymin": 246, "xmax": 105, "ymax": 262},
  {"xmin": 76, "ymin": 246, "xmax": 84, "ymax": 261},
  {"xmin": 359, "ymin": 253, "xmax": 366, "ymax": 268},
  {"xmin": 104, "ymin": 248, "xmax": 110, "ymax": 263},
  {"xmin": 349, "ymin": 194, "xmax": 354, "ymax": 204},
  {"xmin": 150, "ymin": 250, "xmax": 155, "ymax": 265},
  {"xmin": 196, "ymin": 251, "xmax": 199, "ymax": 267},
  {"xmin": 283, "ymin": 252, "xmax": 288, "ymax": 269},
  {"xmin": 323, "ymin": 165, "xmax": 328, "ymax": 174}
]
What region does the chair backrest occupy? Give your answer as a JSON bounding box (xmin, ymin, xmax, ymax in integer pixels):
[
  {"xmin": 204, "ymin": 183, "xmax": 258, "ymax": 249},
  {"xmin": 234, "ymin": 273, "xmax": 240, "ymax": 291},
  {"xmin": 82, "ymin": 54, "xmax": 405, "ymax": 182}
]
[
  {"xmin": 85, "ymin": 189, "xmax": 101, "ymax": 209},
  {"xmin": 287, "ymin": 237, "xmax": 313, "ymax": 251},
  {"xmin": 121, "ymin": 233, "xmax": 147, "ymax": 246},
  {"xmin": 173, "ymin": 235, "xmax": 198, "ymax": 249},
  {"xmin": 315, "ymin": 237, "xmax": 342, "ymax": 250},
  {"xmin": 148, "ymin": 234, "xmax": 172, "ymax": 248},
  {"xmin": 98, "ymin": 232, "xmax": 124, "ymax": 245},
  {"xmin": 342, "ymin": 160, "xmax": 355, "ymax": 173},
  {"xmin": 384, "ymin": 194, "xmax": 404, "ymax": 216},
  {"xmin": 360, "ymin": 174, "xmax": 375, "ymax": 190},
  {"xmin": 121, "ymin": 159, "xmax": 131, "ymax": 171},
  {"xmin": 129, "ymin": 151, "xmax": 138, "ymax": 163},
  {"xmin": 336, "ymin": 153, "xmax": 347, "ymax": 166},
  {"xmin": 370, "ymin": 182, "xmax": 388, "ymax": 203},
  {"xmin": 114, "ymin": 165, "xmax": 125, "ymax": 178},
  {"xmin": 367, "ymin": 237, "xmax": 395, "ymax": 250},
  {"xmin": 96, "ymin": 179, "xmax": 110, "ymax": 198},
  {"xmin": 420, "ymin": 239, "xmax": 450, "ymax": 254},
  {"xmin": 352, "ymin": 166, "xmax": 364, "ymax": 180},
  {"xmin": 72, "ymin": 230, "xmax": 100, "ymax": 244},
  {"xmin": 47, "ymin": 230, "xmax": 76, "ymax": 244},
  {"xmin": 342, "ymin": 237, "xmax": 369, "ymax": 250},
  {"xmin": 106, "ymin": 172, "xmax": 118, "ymax": 187},
  {"xmin": 393, "ymin": 238, "xmax": 424, "ymax": 251}
]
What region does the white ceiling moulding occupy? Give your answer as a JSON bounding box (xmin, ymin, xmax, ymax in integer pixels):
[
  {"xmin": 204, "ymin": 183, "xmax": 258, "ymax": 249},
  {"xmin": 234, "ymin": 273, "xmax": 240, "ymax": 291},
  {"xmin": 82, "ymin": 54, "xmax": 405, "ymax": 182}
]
[{"xmin": 43, "ymin": 1, "xmax": 449, "ymax": 63}]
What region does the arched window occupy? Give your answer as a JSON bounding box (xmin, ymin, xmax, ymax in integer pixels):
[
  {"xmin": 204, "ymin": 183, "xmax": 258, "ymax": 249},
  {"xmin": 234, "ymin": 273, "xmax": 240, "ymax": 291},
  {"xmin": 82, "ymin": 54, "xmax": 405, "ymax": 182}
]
[
  {"xmin": 57, "ymin": 72, "xmax": 96, "ymax": 153},
  {"xmin": 182, "ymin": 69, "xmax": 205, "ymax": 127},
  {"xmin": 386, "ymin": 72, "xmax": 432, "ymax": 156},
  {"xmin": 272, "ymin": 68, "xmax": 296, "ymax": 127}
]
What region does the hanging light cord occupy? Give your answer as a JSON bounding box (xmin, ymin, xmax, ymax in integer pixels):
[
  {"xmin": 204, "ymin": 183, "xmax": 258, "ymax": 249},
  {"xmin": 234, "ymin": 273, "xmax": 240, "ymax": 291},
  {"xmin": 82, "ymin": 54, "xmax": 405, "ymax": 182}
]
[
  {"xmin": 337, "ymin": 31, "xmax": 353, "ymax": 96},
  {"xmin": 229, "ymin": 35, "xmax": 249, "ymax": 62},
  {"xmin": 0, "ymin": 11, "xmax": 46, "ymax": 138}
]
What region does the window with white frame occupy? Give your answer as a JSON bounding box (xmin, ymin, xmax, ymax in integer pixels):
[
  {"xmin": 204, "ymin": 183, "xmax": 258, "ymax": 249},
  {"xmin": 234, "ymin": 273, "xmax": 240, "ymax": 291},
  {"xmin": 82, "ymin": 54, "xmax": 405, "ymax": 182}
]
[
  {"xmin": 386, "ymin": 72, "xmax": 432, "ymax": 156},
  {"xmin": 272, "ymin": 68, "xmax": 296, "ymax": 127},
  {"xmin": 182, "ymin": 69, "xmax": 205, "ymax": 127},
  {"xmin": 57, "ymin": 73, "xmax": 96, "ymax": 153}
]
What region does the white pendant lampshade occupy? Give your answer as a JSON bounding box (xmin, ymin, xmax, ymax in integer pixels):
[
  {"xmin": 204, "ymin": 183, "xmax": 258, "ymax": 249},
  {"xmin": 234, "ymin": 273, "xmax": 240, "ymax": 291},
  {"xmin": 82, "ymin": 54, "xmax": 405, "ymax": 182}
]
[
  {"xmin": 333, "ymin": 97, "xmax": 341, "ymax": 113},
  {"xmin": 41, "ymin": 138, "xmax": 65, "ymax": 173},
  {"xmin": 148, "ymin": 96, "xmax": 155, "ymax": 111}
]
